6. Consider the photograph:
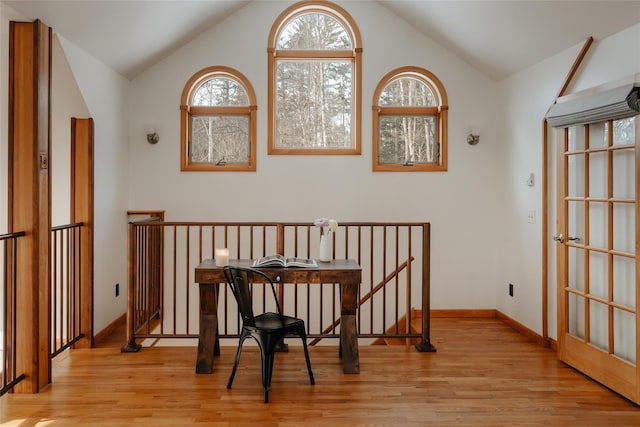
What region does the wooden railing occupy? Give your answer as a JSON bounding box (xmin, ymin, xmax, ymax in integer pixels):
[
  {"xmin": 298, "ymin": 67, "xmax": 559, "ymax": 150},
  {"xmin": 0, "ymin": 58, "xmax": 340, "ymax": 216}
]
[
  {"xmin": 50, "ymin": 223, "xmax": 85, "ymax": 357},
  {"xmin": 1, "ymin": 231, "xmax": 26, "ymax": 396},
  {"xmin": 124, "ymin": 220, "xmax": 435, "ymax": 352}
]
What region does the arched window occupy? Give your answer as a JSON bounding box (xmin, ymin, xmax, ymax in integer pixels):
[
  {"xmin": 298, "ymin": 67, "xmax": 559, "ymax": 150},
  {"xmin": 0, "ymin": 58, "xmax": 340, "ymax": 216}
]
[
  {"xmin": 372, "ymin": 66, "xmax": 448, "ymax": 171},
  {"xmin": 267, "ymin": 1, "xmax": 362, "ymax": 155},
  {"xmin": 180, "ymin": 66, "xmax": 257, "ymax": 171}
]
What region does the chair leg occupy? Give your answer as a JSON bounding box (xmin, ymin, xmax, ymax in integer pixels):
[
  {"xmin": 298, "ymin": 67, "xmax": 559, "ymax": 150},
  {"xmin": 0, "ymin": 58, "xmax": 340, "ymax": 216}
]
[
  {"xmin": 301, "ymin": 334, "xmax": 315, "ymax": 385},
  {"xmin": 227, "ymin": 336, "xmax": 246, "ymax": 389},
  {"xmin": 260, "ymin": 348, "xmax": 275, "ymax": 403}
]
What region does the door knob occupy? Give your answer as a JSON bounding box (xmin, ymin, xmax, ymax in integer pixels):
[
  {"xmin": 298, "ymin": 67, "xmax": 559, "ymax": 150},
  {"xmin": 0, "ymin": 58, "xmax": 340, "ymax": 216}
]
[{"xmin": 553, "ymin": 234, "xmax": 564, "ymax": 243}]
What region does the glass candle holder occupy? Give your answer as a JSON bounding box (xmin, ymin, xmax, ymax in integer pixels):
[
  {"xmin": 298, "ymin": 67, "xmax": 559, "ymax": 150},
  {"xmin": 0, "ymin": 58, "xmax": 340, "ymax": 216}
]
[{"xmin": 215, "ymin": 248, "xmax": 229, "ymax": 266}]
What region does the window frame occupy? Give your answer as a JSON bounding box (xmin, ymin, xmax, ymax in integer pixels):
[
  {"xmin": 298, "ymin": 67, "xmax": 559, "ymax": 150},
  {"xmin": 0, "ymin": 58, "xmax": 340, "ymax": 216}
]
[
  {"xmin": 180, "ymin": 66, "xmax": 257, "ymax": 172},
  {"xmin": 267, "ymin": 0, "xmax": 362, "ymax": 155},
  {"xmin": 372, "ymin": 66, "xmax": 448, "ymax": 172}
]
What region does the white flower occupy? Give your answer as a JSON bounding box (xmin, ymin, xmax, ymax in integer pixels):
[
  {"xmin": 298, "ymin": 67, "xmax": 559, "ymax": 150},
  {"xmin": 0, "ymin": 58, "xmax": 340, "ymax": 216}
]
[{"xmin": 314, "ymin": 218, "xmax": 338, "ymax": 236}]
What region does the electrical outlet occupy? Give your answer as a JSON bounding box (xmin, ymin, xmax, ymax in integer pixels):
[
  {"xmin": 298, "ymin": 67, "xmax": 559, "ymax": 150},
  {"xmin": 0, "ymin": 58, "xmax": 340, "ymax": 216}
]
[
  {"xmin": 115, "ymin": 283, "xmax": 120, "ymax": 297},
  {"xmin": 508, "ymin": 283, "xmax": 514, "ymax": 297}
]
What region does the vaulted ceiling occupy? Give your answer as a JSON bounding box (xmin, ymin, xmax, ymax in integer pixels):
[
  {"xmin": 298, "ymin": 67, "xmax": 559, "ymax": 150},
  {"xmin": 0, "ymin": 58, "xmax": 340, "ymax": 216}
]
[{"xmin": 3, "ymin": 0, "xmax": 639, "ymax": 81}]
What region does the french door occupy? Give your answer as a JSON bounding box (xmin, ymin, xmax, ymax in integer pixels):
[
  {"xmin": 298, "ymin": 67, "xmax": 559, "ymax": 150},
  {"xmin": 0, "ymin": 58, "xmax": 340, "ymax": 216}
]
[{"xmin": 556, "ymin": 116, "xmax": 639, "ymax": 404}]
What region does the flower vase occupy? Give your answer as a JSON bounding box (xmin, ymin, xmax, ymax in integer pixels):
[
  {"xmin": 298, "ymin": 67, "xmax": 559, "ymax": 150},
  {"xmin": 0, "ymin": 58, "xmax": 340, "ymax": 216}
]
[{"xmin": 319, "ymin": 234, "xmax": 331, "ymax": 262}]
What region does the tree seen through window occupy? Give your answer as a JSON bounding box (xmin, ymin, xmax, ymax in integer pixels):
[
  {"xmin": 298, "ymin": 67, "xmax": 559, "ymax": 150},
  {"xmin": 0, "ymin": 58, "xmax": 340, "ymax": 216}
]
[
  {"xmin": 180, "ymin": 67, "xmax": 257, "ymax": 171},
  {"xmin": 373, "ymin": 67, "xmax": 448, "ymax": 172},
  {"xmin": 268, "ymin": 1, "xmax": 362, "ymax": 154}
]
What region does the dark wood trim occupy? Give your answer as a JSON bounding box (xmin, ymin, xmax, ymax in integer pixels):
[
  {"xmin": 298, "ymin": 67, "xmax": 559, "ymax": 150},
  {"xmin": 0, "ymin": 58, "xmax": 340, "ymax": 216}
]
[{"xmin": 431, "ymin": 309, "xmax": 496, "ymax": 318}]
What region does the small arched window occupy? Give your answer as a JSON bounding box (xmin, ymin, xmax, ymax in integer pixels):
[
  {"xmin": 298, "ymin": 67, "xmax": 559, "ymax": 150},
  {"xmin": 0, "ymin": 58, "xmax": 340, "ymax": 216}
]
[
  {"xmin": 372, "ymin": 66, "xmax": 448, "ymax": 171},
  {"xmin": 268, "ymin": 1, "xmax": 362, "ymax": 155},
  {"xmin": 180, "ymin": 66, "xmax": 257, "ymax": 171}
]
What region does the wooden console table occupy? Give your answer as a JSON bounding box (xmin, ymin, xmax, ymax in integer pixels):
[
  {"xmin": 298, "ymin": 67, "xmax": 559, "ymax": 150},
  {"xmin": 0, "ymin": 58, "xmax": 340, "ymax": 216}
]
[{"xmin": 194, "ymin": 258, "xmax": 362, "ymax": 374}]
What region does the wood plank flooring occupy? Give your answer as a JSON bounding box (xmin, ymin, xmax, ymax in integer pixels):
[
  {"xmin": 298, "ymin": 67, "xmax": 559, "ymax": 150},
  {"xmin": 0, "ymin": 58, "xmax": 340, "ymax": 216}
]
[{"xmin": 1, "ymin": 317, "xmax": 639, "ymax": 426}]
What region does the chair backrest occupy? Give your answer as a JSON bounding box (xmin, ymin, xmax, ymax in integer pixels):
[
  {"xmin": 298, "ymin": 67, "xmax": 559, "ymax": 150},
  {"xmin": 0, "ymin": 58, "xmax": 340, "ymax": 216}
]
[{"xmin": 223, "ymin": 266, "xmax": 282, "ymax": 328}]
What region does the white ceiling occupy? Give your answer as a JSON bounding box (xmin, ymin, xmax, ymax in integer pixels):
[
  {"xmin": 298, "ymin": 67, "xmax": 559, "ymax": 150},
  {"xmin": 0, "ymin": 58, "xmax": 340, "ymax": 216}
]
[{"xmin": 3, "ymin": 0, "xmax": 640, "ymax": 81}]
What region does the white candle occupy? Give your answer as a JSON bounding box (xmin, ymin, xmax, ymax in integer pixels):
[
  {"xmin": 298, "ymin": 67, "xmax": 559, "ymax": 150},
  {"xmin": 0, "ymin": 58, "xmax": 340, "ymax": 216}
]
[{"xmin": 215, "ymin": 248, "xmax": 229, "ymax": 266}]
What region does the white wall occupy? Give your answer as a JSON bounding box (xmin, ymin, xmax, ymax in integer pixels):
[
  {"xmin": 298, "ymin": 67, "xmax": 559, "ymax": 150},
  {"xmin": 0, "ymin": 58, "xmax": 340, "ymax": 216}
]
[
  {"xmin": 0, "ymin": 3, "xmax": 25, "ymax": 234},
  {"xmin": 497, "ymin": 23, "xmax": 640, "ymax": 337},
  {"xmin": 127, "ymin": 0, "xmax": 500, "ymax": 312},
  {"xmin": 51, "ymin": 35, "xmax": 91, "ymax": 227},
  {"xmin": 56, "ymin": 36, "xmax": 130, "ymax": 332}
]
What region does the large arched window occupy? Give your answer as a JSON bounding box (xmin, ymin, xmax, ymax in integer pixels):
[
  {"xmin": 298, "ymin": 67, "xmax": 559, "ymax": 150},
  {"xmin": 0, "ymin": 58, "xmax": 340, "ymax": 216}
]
[
  {"xmin": 372, "ymin": 66, "xmax": 448, "ymax": 171},
  {"xmin": 180, "ymin": 66, "xmax": 257, "ymax": 171},
  {"xmin": 267, "ymin": 1, "xmax": 362, "ymax": 155}
]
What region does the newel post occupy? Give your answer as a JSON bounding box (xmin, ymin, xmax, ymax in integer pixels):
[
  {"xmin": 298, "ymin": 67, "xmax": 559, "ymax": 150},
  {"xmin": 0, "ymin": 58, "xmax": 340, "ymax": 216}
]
[
  {"xmin": 415, "ymin": 222, "xmax": 436, "ymax": 352},
  {"xmin": 121, "ymin": 222, "xmax": 141, "ymax": 352}
]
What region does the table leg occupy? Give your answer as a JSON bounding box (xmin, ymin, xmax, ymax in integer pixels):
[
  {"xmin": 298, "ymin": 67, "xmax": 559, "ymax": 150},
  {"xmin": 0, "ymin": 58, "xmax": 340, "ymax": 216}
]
[
  {"xmin": 340, "ymin": 314, "xmax": 360, "ymax": 373},
  {"xmin": 196, "ymin": 283, "xmax": 218, "ymax": 374},
  {"xmin": 340, "ymin": 280, "xmax": 360, "ymax": 374},
  {"xmin": 214, "ymin": 283, "xmax": 220, "ymax": 356}
]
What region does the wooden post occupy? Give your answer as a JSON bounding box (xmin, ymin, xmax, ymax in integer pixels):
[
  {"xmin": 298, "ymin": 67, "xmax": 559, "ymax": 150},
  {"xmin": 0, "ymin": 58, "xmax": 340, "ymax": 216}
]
[
  {"xmin": 121, "ymin": 222, "xmax": 142, "ymax": 352},
  {"xmin": 70, "ymin": 118, "xmax": 94, "ymax": 348},
  {"xmin": 415, "ymin": 223, "xmax": 436, "ymax": 352},
  {"xmin": 8, "ymin": 20, "xmax": 52, "ymax": 392}
]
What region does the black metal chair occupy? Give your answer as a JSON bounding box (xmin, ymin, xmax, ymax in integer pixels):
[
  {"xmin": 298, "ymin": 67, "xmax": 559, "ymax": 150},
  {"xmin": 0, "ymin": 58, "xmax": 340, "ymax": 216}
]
[{"xmin": 223, "ymin": 266, "xmax": 315, "ymax": 403}]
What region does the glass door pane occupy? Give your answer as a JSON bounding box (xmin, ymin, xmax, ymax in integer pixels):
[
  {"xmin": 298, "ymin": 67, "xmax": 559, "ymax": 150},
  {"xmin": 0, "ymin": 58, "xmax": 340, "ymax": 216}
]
[
  {"xmin": 588, "ymin": 152, "xmax": 608, "ymax": 198},
  {"xmin": 568, "ymin": 247, "xmax": 585, "ymax": 292},
  {"xmin": 614, "ymin": 308, "xmax": 636, "ymax": 363},
  {"xmin": 613, "ymin": 256, "xmax": 636, "ymax": 308},
  {"xmin": 613, "ymin": 148, "xmax": 635, "ymax": 198},
  {"xmin": 568, "ymin": 154, "xmax": 585, "ymax": 197},
  {"xmin": 589, "ymin": 300, "xmax": 608, "ymax": 351},
  {"xmin": 568, "ymin": 293, "xmax": 585, "ymax": 338}
]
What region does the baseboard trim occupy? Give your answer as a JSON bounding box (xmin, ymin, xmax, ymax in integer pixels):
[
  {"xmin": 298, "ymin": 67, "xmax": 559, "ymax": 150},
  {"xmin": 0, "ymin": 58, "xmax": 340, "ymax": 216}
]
[
  {"xmin": 429, "ymin": 309, "xmax": 555, "ymax": 350},
  {"xmin": 94, "ymin": 313, "xmax": 126, "ymax": 346},
  {"xmin": 431, "ymin": 309, "xmax": 496, "ymax": 318},
  {"xmin": 494, "ymin": 310, "xmax": 546, "ymax": 346}
]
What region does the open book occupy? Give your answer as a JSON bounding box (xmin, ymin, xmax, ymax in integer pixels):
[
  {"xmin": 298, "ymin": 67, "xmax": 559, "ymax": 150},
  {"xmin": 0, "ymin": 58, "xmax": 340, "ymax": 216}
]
[{"xmin": 252, "ymin": 254, "xmax": 318, "ymax": 268}]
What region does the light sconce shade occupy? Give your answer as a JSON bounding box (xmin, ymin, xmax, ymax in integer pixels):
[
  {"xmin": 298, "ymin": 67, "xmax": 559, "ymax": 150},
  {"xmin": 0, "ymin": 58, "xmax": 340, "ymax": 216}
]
[
  {"xmin": 146, "ymin": 131, "xmax": 159, "ymax": 144},
  {"xmin": 145, "ymin": 124, "xmax": 159, "ymax": 144},
  {"xmin": 466, "ymin": 133, "xmax": 479, "ymax": 145}
]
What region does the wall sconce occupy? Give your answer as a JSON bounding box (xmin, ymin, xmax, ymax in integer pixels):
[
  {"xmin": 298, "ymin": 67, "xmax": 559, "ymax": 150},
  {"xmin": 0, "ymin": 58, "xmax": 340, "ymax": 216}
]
[
  {"xmin": 466, "ymin": 133, "xmax": 479, "ymax": 146},
  {"xmin": 145, "ymin": 124, "xmax": 159, "ymax": 144},
  {"xmin": 146, "ymin": 131, "xmax": 159, "ymax": 144}
]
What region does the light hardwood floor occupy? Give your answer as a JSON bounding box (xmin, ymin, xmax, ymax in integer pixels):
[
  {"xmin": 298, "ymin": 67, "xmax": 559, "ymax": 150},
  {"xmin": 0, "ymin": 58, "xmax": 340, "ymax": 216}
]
[{"xmin": 1, "ymin": 317, "xmax": 639, "ymax": 426}]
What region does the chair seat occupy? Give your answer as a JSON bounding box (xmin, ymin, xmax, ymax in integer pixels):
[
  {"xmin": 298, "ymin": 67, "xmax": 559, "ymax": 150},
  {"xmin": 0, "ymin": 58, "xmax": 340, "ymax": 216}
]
[{"xmin": 254, "ymin": 312, "xmax": 305, "ymax": 331}]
